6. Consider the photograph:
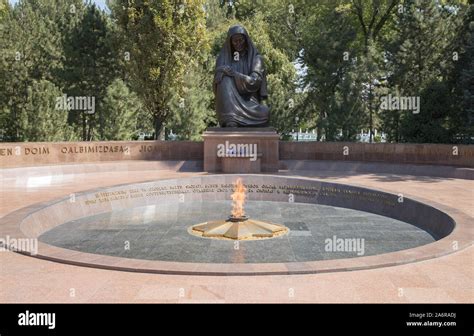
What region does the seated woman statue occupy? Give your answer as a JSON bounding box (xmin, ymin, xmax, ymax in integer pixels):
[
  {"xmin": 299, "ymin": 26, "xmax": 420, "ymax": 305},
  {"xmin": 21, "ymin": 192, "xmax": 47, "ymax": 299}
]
[{"xmin": 213, "ymin": 25, "xmax": 270, "ymax": 128}]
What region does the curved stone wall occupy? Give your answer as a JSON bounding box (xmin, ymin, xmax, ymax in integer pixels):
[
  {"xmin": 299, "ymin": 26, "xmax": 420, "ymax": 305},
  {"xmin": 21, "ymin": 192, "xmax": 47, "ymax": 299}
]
[{"xmin": 1, "ymin": 141, "xmax": 473, "ymax": 168}]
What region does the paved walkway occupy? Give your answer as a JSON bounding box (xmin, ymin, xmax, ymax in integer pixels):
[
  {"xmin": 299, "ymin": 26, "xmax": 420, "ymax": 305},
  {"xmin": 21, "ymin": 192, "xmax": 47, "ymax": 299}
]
[{"xmin": 1, "ymin": 161, "xmax": 472, "ymax": 303}]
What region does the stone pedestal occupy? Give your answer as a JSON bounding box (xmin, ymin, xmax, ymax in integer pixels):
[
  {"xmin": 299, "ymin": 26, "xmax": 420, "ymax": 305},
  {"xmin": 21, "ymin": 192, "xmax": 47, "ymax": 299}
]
[{"xmin": 203, "ymin": 127, "xmax": 279, "ymax": 173}]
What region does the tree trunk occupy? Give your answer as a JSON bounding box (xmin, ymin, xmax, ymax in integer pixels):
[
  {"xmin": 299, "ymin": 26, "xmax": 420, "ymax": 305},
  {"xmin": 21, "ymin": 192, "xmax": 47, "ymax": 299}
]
[
  {"xmin": 99, "ymin": 103, "xmax": 104, "ymax": 140},
  {"xmin": 154, "ymin": 117, "xmax": 162, "ymax": 140},
  {"xmin": 369, "ymin": 80, "xmax": 373, "ymax": 143},
  {"xmin": 82, "ymin": 113, "xmax": 87, "ymax": 141},
  {"xmin": 316, "ymin": 123, "xmax": 322, "ymax": 141}
]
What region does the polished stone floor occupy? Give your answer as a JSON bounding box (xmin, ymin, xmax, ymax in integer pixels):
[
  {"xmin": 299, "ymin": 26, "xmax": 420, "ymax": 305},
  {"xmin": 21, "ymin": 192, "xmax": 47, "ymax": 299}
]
[{"xmin": 39, "ymin": 201, "xmax": 434, "ymax": 263}]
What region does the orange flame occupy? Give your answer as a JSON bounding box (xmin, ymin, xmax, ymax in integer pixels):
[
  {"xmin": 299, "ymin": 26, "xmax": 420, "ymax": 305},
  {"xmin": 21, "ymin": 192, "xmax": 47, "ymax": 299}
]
[{"xmin": 231, "ymin": 178, "xmax": 247, "ymax": 218}]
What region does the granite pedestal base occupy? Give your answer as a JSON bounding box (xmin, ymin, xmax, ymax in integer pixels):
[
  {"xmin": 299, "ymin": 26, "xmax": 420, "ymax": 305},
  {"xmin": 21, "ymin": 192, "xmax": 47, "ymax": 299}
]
[{"xmin": 203, "ymin": 127, "xmax": 279, "ymax": 173}]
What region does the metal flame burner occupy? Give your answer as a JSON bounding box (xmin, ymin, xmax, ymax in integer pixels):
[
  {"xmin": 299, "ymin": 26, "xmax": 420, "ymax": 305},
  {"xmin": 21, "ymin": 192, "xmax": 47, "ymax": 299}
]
[
  {"xmin": 189, "ymin": 217, "xmax": 289, "ymax": 241},
  {"xmin": 188, "ymin": 178, "xmax": 289, "ymax": 240},
  {"xmin": 227, "ymin": 215, "xmax": 249, "ymax": 223}
]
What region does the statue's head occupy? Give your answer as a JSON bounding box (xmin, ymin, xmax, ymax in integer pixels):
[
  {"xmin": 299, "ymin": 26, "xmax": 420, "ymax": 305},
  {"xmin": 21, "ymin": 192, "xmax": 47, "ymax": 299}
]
[
  {"xmin": 227, "ymin": 25, "xmax": 248, "ymax": 53},
  {"xmin": 231, "ymin": 34, "xmax": 246, "ymax": 53}
]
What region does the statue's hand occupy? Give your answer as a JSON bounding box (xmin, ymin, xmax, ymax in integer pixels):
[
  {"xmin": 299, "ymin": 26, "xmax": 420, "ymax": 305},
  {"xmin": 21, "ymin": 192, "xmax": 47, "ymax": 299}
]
[{"xmin": 223, "ymin": 65, "xmax": 234, "ymax": 77}]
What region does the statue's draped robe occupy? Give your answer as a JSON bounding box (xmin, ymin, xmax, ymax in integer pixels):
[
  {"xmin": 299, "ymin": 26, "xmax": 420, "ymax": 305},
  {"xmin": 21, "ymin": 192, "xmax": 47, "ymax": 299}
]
[{"xmin": 213, "ymin": 25, "xmax": 269, "ymax": 127}]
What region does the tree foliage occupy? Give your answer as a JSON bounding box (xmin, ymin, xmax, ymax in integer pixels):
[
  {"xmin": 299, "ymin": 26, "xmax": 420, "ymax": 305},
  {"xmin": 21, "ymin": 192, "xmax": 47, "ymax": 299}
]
[
  {"xmin": 102, "ymin": 79, "xmax": 143, "ymax": 140},
  {"xmin": 0, "ymin": 0, "xmax": 472, "ymax": 144},
  {"xmin": 110, "ymin": 0, "xmax": 208, "ymax": 139}
]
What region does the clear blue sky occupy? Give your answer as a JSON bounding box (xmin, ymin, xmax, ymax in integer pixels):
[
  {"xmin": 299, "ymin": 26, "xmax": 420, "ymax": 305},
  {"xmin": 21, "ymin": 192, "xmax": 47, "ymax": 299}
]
[{"xmin": 8, "ymin": 0, "xmax": 108, "ymax": 10}]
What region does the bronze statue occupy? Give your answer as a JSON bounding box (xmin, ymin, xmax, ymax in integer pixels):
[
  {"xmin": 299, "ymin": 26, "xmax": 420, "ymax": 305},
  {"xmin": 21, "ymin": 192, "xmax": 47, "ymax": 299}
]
[{"xmin": 213, "ymin": 25, "xmax": 269, "ymax": 127}]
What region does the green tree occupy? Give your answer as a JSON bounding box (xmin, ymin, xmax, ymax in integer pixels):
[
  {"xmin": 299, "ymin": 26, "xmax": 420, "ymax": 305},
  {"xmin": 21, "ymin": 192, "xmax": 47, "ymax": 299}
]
[
  {"xmin": 110, "ymin": 0, "xmax": 209, "ymax": 139},
  {"xmin": 63, "ymin": 4, "xmax": 120, "ymax": 141},
  {"xmin": 459, "ymin": 8, "xmax": 474, "ymax": 140},
  {"xmin": 102, "ymin": 79, "xmax": 143, "ymax": 140},
  {"xmin": 350, "ymin": 0, "xmax": 399, "ymax": 141},
  {"xmin": 351, "ymin": 0, "xmax": 400, "ymax": 53},
  {"xmin": 385, "ymin": 0, "xmax": 464, "ymax": 142},
  {"xmin": 301, "ymin": 3, "xmax": 361, "ymax": 140},
  {"xmin": 241, "ymin": 13, "xmax": 298, "ymax": 135},
  {"xmin": 0, "ymin": 0, "xmax": 12, "ymax": 140},
  {"xmin": 450, "ymin": 3, "xmax": 474, "ymax": 143},
  {"xmin": 167, "ymin": 62, "xmax": 215, "ymax": 140},
  {"xmin": 0, "ymin": 0, "xmax": 8, "ymax": 18},
  {"xmin": 400, "ymin": 80, "xmax": 455, "ymax": 143},
  {"xmin": 22, "ymin": 79, "xmax": 72, "ymax": 141},
  {"xmin": 0, "ymin": 0, "xmax": 84, "ymax": 141}
]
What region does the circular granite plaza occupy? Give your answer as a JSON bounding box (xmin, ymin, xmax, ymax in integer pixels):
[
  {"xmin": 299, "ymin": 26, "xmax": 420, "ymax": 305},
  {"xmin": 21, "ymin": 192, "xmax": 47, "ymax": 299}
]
[
  {"xmin": 0, "ymin": 172, "xmax": 468, "ymax": 276},
  {"xmin": 1, "ymin": 154, "xmax": 472, "ymax": 301}
]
